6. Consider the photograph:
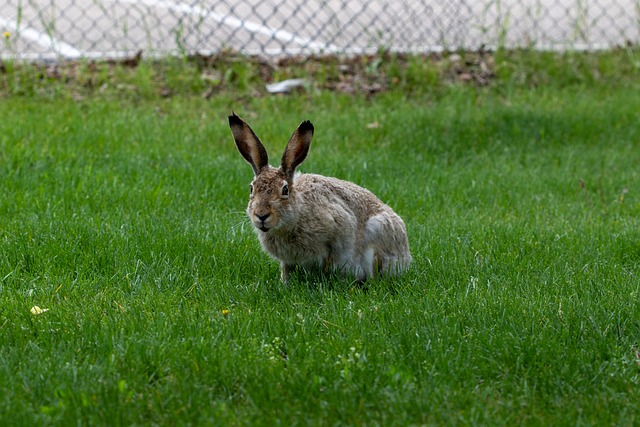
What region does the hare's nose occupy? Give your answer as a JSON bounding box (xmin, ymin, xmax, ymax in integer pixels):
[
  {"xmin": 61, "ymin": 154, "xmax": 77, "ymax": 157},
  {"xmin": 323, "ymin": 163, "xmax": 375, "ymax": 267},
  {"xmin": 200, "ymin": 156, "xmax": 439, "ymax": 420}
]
[{"xmin": 256, "ymin": 213, "xmax": 270, "ymax": 222}]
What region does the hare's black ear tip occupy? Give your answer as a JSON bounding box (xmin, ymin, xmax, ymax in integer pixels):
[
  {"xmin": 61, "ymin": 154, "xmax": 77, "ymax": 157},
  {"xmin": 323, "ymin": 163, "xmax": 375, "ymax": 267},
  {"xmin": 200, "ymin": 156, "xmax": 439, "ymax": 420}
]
[
  {"xmin": 299, "ymin": 120, "xmax": 314, "ymax": 134},
  {"xmin": 228, "ymin": 112, "xmax": 242, "ymax": 126}
]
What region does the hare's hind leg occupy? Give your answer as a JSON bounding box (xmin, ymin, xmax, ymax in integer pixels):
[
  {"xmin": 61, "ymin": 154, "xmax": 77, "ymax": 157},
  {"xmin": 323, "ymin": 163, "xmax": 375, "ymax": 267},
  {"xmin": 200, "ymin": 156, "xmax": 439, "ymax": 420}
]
[
  {"xmin": 358, "ymin": 246, "xmax": 386, "ymax": 281},
  {"xmin": 358, "ymin": 247, "xmax": 376, "ymax": 280},
  {"xmin": 363, "ymin": 214, "xmax": 411, "ymax": 277}
]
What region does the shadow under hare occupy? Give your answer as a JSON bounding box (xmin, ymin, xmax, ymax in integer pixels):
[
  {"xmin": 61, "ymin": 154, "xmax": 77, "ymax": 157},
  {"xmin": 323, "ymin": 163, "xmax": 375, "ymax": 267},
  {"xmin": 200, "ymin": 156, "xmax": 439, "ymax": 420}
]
[{"xmin": 229, "ymin": 113, "xmax": 411, "ymax": 283}]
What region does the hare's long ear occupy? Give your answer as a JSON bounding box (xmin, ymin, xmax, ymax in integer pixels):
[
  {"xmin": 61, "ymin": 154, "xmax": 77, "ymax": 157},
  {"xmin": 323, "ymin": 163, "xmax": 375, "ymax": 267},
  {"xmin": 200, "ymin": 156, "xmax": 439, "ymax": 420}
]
[
  {"xmin": 281, "ymin": 120, "xmax": 314, "ymax": 180},
  {"xmin": 229, "ymin": 113, "xmax": 269, "ymax": 176}
]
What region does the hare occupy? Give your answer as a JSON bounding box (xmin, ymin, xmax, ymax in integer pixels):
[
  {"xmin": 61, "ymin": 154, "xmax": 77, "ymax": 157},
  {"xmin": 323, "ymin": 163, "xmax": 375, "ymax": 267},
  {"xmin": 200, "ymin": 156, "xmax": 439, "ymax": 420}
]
[{"xmin": 229, "ymin": 113, "xmax": 412, "ymax": 283}]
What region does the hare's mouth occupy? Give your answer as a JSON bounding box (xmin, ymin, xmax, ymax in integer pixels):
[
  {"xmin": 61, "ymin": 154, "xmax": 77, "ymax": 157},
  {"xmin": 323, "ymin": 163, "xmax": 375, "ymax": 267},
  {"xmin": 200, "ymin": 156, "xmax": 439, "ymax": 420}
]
[{"xmin": 254, "ymin": 221, "xmax": 270, "ymax": 232}]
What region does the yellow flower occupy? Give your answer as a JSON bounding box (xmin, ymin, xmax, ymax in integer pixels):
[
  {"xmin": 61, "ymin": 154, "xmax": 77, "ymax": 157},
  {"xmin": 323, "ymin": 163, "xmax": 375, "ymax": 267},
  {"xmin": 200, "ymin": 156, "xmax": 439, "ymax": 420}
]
[
  {"xmin": 30, "ymin": 306, "xmax": 49, "ymax": 315},
  {"xmin": 2, "ymin": 31, "xmax": 9, "ymax": 40},
  {"xmin": 221, "ymin": 309, "xmax": 229, "ymax": 316}
]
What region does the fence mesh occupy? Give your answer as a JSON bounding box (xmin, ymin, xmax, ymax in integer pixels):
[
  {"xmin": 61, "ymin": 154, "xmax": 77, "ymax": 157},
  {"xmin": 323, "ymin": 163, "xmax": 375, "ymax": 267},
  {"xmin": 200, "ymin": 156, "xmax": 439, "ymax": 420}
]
[{"xmin": 1, "ymin": 0, "xmax": 639, "ymax": 60}]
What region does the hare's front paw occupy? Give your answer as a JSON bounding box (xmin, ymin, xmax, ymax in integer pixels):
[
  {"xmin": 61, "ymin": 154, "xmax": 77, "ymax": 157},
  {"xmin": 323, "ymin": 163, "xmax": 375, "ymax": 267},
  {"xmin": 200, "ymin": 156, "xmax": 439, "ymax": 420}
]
[{"xmin": 280, "ymin": 263, "xmax": 294, "ymax": 284}]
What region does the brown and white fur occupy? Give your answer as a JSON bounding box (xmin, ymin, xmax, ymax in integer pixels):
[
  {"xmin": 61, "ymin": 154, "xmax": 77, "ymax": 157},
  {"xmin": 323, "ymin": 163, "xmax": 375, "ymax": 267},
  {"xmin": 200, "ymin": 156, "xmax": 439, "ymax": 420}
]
[{"xmin": 229, "ymin": 113, "xmax": 412, "ymax": 283}]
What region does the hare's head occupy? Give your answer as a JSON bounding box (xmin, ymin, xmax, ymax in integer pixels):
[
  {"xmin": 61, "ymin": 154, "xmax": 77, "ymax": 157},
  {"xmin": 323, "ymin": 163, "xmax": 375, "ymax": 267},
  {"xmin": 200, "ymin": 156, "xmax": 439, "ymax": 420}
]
[{"xmin": 229, "ymin": 113, "xmax": 314, "ymax": 233}]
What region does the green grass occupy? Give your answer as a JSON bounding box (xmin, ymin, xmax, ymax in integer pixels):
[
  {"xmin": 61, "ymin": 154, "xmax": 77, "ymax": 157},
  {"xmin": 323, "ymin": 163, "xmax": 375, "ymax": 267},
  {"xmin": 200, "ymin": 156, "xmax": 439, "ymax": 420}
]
[{"xmin": 1, "ymin": 50, "xmax": 640, "ymax": 425}]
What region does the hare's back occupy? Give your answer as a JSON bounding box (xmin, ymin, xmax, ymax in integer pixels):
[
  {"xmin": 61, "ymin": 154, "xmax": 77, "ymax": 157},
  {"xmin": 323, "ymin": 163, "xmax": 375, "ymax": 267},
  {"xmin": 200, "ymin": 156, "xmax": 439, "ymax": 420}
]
[{"xmin": 296, "ymin": 173, "xmax": 387, "ymax": 214}]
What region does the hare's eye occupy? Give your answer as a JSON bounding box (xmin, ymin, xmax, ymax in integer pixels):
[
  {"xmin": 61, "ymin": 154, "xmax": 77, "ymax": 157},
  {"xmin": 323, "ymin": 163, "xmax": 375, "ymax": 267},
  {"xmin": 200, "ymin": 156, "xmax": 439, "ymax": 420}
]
[
  {"xmin": 281, "ymin": 183, "xmax": 289, "ymax": 197},
  {"xmin": 249, "ymin": 184, "xmax": 254, "ymax": 195}
]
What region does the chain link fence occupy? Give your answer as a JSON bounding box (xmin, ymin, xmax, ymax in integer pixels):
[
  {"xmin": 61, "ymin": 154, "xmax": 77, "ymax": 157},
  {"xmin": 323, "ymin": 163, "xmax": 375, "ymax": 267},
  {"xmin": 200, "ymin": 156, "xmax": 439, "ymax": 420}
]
[{"xmin": 1, "ymin": 0, "xmax": 639, "ymax": 60}]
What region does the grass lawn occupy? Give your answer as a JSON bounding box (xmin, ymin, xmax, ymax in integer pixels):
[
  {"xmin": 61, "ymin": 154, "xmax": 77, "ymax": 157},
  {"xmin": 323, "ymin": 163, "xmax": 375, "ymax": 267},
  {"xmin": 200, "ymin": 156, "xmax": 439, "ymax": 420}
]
[{"xmin": 1, "ymin": 51, "xmax": 640, "ymax": 425}]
